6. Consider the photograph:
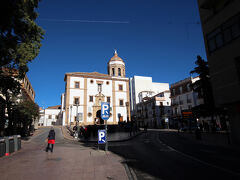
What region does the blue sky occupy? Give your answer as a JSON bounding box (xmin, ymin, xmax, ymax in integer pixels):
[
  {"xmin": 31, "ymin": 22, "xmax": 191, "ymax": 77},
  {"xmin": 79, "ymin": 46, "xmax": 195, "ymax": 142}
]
[{"xmin": 29, "ymin": 0, "xmax": 207, "ymax": 108}]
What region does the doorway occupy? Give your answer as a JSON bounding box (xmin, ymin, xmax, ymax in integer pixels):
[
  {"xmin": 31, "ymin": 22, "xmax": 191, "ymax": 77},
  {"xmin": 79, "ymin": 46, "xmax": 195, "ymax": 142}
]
[{"xmin": 96, "ymin": 110, "xmax": 104, "ymax": 124}]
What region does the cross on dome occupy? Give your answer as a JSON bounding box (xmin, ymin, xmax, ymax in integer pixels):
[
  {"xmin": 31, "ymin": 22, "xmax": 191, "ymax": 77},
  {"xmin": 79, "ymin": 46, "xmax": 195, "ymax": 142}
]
[{"xmin": 114, "ymin": 49, "xmax": 118, "ymax": 56}]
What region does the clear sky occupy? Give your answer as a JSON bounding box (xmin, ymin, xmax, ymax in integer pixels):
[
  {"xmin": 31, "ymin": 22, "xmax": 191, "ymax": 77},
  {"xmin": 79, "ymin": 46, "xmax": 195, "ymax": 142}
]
[{"xmin": 29, "ymin": 0, "xmax": 207, "ymax": 108}]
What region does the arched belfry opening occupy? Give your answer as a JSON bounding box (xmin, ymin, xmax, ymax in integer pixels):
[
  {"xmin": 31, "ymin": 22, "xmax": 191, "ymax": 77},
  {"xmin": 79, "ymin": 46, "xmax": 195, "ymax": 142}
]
[{"xmin": 108, "ymin": 50, "xmax": 126, "ymax": 77}]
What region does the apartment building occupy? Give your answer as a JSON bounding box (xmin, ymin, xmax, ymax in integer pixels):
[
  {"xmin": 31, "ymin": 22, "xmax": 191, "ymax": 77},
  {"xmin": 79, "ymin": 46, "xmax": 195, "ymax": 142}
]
[
  {"xmin": 129, "ymin": 75, "xmax": 170, "ymax": 115},
  {"xmin": 170, "ymin": 77, "xmax": 203, "ymax": 118},
  {"xmin": 198, "ymin": 0, "xmax": 240, "ymax": 145},
  {"xmin": 135, "ymin": 90, "xmax": 171, "ymax": 128}
]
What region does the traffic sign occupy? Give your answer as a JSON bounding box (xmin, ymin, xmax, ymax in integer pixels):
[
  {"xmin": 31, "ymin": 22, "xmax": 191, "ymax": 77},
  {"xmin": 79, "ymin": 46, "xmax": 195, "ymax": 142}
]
[
  {"xmin": 101, "ymin": 102, "xmax": 110, "ymax": 120},
  {"xmin": 98, "ymin": 130, "xmax": 106, "ymax": 144}
]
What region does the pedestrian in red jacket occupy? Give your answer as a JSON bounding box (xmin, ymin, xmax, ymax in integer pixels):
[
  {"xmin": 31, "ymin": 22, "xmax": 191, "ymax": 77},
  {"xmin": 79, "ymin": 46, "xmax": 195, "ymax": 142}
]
[{"xmin": 46, "ymin": 127, "xmax": 55, "ymax": 152}]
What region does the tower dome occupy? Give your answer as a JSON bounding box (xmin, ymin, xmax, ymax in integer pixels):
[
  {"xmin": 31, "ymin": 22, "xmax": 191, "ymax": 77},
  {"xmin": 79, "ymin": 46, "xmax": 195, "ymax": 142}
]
[{"xmin": 108, "ymin": 50, "xmax": 126, "ymax": 77}]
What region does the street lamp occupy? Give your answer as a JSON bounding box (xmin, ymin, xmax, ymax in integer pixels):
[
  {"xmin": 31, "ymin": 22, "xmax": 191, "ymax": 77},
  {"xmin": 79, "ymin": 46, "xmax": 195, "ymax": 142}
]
[
  {"xmin": 70, "ymin": 105, "xmax": 72, "ymax": 127},
  {"xmin": 76, "ymin": 102, "xmax": 79, "ymax": 137}
]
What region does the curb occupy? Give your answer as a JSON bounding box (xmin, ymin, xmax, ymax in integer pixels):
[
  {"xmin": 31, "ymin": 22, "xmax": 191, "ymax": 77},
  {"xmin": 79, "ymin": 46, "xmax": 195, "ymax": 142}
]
[
  {"xmin": 61, "ymin": 126, "xmax": 77, "ymax": 141},
  {"xmin": 79, "ymin": 131, "xmax": 143, "ymax": 143},
  {"xmin": 123, "ymin": 162, "xmax": 138, "ymax": 180},
  {"xmin": 62, "ymin": 126, "xmax": 143, "ymax": 143}
]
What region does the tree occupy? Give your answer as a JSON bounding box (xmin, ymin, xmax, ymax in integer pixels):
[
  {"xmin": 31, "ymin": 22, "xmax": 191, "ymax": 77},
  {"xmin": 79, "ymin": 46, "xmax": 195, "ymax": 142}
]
[
  {"xmin": 190, "ymin": 56, "xmax": 216, "ymax": 129},
  {"xmin": 0, "ymin": 70, "xmax": 21, "ymax": 134},
  {"xmin": 13, "ymin": 100, "xmax": 39, "ymax": 136},
  {"xmin": 0, "ymin": 0, "xmax": 44, "ymax": 135},
  {"xmin": 0, "ymin": 0, "xmax": 44, "ymax": 75}
]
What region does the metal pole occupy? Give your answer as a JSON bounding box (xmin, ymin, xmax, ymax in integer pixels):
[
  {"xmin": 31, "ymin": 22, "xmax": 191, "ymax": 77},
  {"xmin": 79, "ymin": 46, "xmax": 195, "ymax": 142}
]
[
  {"xmin": 105, "ymin": 120, "xmax": 108, "ymax": 151},
  {"xmin": 70, "ymin": 105, "xmax": 72, "ymax": 127},
  {"xmin": 43, "ymin": 108, "xmax": 45, "ymax": 126},
  {"xmin": 76, "ymin": 103, "xmax": 79, "ymax": 138}
]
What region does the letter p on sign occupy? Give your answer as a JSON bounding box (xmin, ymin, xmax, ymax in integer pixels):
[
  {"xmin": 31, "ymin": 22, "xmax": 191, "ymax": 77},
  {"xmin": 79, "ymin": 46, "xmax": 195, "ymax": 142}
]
[
  {"xmin": 98, "ymin": 130, "xmax": 106, "ymax": 144},
  {"xmin": 103, "ymin": 105, "xmax": 109, "ymax": 114},
  {"xmin": 101, "ymin": 102, "xmax": 110, "ymax": 120}
]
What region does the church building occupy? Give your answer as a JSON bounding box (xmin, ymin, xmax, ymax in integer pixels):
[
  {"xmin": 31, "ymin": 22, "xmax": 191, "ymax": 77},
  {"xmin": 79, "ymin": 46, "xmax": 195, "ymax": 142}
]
[{"xmin": 61, "ymin": 51, "xmax": 131, "ymax": 126}]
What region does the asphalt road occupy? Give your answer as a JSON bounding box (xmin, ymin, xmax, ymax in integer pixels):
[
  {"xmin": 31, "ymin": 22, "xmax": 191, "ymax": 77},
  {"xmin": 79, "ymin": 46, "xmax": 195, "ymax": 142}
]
[{"xmin": 106, "ymin": 131, "xmax": 240, "ymax": 180}]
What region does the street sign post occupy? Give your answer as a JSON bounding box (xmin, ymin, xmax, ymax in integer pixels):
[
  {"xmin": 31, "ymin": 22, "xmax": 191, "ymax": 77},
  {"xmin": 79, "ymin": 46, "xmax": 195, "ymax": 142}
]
[
  {"xmin": 98, "ymin": 130, "xmax": 106, "ymax": 144},
  {"xmin": 101, "ymin": 102, "xmax": 110, "ymax": 151}
]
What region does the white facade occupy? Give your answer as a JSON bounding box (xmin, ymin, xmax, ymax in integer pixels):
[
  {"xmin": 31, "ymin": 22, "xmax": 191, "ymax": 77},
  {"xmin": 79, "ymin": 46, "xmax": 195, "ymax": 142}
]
[
  {"xmin": 38, "ymin": 106, "xmax": 61, "ymax": 126},
  {"xmin": 170, "ymin": 77, "xmax": 203, "ymax": 116},
  {"xmin": 135, "ymin": 91, "xmax": 172, "ymax": 128},
  {"xmin": 62, "ymin": 51, "xmax": 131, "ymax": 126},
  {"xmin": 129, "ymin": 75, "xmax": 170, "ymax": 115}
]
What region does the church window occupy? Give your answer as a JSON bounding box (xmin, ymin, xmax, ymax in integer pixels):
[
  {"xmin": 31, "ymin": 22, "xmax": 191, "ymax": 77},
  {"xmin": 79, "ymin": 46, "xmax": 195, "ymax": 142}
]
[
  {"xmin": 98, "ymin": 84, "xmax": 102, "ymax": 92},
  {"xmin": 112, "ymin": 68, "xmax": 115, "ymax": 76},
  {"xmin": 119, "ymin": 99, "xmax": 124, "ymax": 106},
  {"xmin": 90, "ymin": 80, "xmax": 94, "ymax": 84},
  {"xmin": 48, "ymin": 115, "xmax": 52, "ymax": 119},
  {"xmin": 118, "ymin": 68, "xmax": 121, "ymax": 76},
  {"xmin": 89, "ymin": 96, "xmax": 93, "ymax": 102},
  {"xmin": 74, "ymin": 81, "xmax": 80, "ymax": 88},
  {"xmin": 107, "ymin": 97, "xmax": 111, "ymax": 103},
  {"xmin": 119, "ymin": 84, "xmax": 123, "ymax": 91},
  {"xmin": 74, "ymin": 97, "xmax": 80, "ymax": 105}
]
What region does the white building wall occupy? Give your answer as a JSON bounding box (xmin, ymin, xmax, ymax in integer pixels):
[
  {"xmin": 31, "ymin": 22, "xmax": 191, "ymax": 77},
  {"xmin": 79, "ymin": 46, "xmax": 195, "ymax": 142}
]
[
  {"xmin": 129, "ymin": 75, "xmax": 170, "ymax": 114},
  {"xmin": 44, "ymin": 109, "xmax": 61, "ymax": 126},
  {"xmin": 65, "ymin": 75, "xmax": 129, "ymax": 125},
  {"xmin": 152, "ymin": 83, "xmax": 169, "ymax": 94}
]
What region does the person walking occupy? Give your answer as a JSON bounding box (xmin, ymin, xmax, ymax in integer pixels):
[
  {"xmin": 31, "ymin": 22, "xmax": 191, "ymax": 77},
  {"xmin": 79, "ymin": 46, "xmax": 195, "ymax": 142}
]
[{"xmin": 46, "ymin": 127, "xmax": 55, "ymax": 152}]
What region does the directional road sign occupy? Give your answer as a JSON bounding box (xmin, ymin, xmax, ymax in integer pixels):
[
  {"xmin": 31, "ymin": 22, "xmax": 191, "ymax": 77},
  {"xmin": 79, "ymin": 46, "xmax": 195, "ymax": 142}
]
[
  {"xmin": 101, "ymin": 102, "xmax": 110, "ymax": 120},
  {"xmin": 98, "ymin": 130, "xmax": 106, "ymax": 144}
]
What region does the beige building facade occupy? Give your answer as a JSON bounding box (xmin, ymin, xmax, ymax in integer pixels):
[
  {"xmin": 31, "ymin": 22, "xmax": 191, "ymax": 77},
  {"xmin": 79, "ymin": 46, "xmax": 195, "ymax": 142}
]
[{"xmin": 61, "ymin": 51, "xmax": 131, "ymax": 126}]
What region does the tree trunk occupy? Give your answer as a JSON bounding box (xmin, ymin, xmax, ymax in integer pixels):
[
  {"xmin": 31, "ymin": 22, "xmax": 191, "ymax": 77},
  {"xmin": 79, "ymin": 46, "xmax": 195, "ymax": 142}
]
[
  {"xmin": 5, "ymin": 94, "xmax": 13, "ymax": 135},
  {"xmin": 0, "ymin": 98, "xmax": 6, "ymax": 136}
]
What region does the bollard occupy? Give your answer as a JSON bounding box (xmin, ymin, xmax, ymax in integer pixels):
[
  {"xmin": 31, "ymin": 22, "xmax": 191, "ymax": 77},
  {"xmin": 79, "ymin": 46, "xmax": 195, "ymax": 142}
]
[
  {"xmin": 0, "ymin": 138, "xmax": 5, "ymax": 157},
  {"xmin": 4, "ymin": 136, "xmax": 9, "ymax": 156},
  {"xmin": 14, "ymin": 135, "xmax": 18, "ymax": 152},
  {"xmin": 17, "ymin": 135, "xmax": 21, "ymax": 150}
]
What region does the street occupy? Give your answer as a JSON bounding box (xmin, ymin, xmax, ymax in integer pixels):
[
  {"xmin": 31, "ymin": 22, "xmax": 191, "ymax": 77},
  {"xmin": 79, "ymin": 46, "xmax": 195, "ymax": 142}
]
[
  {"xmin": 107, "ymin": 131, "xmax": 240, "ymax": 180},
  {"xmin": 1, "ymin": 128, "xmax": 240, "ymax": 180}
]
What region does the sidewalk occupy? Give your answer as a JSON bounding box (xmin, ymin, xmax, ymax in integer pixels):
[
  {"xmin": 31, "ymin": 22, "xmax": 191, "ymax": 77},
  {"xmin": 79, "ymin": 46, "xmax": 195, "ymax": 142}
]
[
  {"xmin": 0, "ymin": 142, "xmax": 129, "ymax": 180},
  {"xmin": 0, "ymin": 127, "xmax": 129, "ymax": 180}
]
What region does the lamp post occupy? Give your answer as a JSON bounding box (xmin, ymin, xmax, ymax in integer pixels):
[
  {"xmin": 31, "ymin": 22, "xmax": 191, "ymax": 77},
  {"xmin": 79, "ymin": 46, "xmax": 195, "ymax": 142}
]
[
  {"xmin": 70, "ymin": 105, "xmax": 72, "ymax": 127},
  {"xmin": 76, "ymin": 102, "xmax": 79, "ymax": 137}
]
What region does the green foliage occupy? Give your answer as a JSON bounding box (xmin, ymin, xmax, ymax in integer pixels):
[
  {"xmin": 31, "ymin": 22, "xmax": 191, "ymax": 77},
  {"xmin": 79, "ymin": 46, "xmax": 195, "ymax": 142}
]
[
  {"xmin": 190, "ymin": 56, "xmax": 215, "ymax": 117},
  {"xmin": 13, "ymin": 100, "xmax": 39, "ymax": 136},
  {"xmin": 0, "ymin": 0, "xmax": 44, "ymax": 77},
  {"xmin": 0, "ymin": 0, "xmax": 44, "ymax": 135}
]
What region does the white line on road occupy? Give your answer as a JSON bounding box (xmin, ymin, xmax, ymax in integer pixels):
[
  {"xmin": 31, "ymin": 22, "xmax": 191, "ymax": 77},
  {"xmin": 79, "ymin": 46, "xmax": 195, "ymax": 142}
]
[{"xmin": 157, "ymin": 137, "xmax": 240, "ymax": 176}]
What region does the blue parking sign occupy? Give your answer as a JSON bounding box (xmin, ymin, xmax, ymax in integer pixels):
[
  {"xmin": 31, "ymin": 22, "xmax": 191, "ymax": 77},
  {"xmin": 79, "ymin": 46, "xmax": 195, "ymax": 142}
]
[
  {"xmin": 98, "ymin": 130, "xmax": 106, "ymax": 144},
  {"xmin": 101, "ymin": 102, "xmax": 110, "ymax": 120}
]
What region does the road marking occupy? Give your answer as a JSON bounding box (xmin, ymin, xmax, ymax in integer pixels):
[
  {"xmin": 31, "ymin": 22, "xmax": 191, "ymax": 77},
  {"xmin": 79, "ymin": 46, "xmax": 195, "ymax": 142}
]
[
  {"xmin": 157, "ymin": 137, "xmax": 240, "ymax": 176},
  {"xmin": 123, "ymin": 162, "xmax": 138, "ymax": 180}
]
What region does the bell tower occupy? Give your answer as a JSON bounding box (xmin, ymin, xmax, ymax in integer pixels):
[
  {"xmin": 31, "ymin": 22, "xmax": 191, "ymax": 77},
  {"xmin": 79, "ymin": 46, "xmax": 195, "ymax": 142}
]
[{"xmin": 108, "ymin": 50, "xmax": 126, "ymax": 77}]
